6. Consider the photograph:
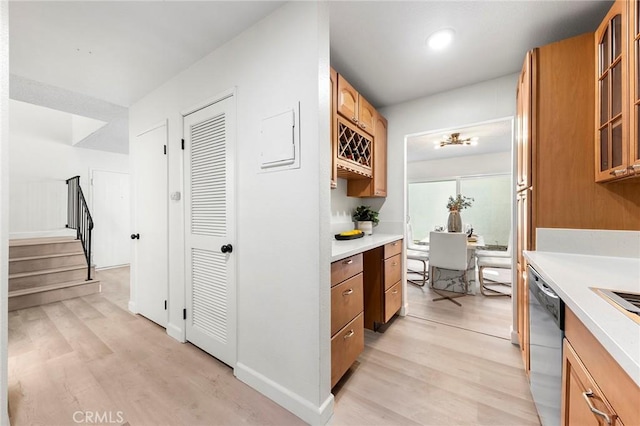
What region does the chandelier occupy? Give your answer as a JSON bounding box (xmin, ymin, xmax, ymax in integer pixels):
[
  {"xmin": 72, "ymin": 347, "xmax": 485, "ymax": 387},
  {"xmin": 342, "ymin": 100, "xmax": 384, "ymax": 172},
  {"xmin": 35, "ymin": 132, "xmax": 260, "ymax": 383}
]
[{"xmin": 435, "ymin": 132, "xmax": 479, "ymax": 149}]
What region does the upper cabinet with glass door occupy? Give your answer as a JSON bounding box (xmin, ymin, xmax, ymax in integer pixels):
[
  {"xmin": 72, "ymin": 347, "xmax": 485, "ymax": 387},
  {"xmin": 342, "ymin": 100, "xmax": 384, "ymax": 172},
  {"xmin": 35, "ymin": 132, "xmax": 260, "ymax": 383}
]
[
  {"xmin": 595, "ymin": 0, "xmax": 640, "ymax": 181},
  {"xmin": 595, "ymin": 0, "xmax": 629, "ymax": 182},
  {"xmin": 630, "ymin": 0, "xmax": 640, "ymax": 174}
]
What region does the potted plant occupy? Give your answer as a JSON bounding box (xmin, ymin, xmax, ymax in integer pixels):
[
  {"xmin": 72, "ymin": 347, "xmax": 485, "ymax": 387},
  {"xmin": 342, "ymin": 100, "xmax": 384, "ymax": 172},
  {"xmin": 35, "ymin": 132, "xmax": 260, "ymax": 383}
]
[
  {"xmin": 352, "ymin": 205, "xmax": 379, "ymax": 235},
  {"xmin": 446, "ymin": 194, "xmax": 473, "ymax": 232}
]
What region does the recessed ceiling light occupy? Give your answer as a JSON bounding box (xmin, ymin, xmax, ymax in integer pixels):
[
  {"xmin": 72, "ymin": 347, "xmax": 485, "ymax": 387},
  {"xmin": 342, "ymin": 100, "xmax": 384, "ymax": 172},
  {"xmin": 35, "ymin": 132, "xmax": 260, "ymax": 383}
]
[{"xmin": 427, "ymin": 28, "xmax": 455, "ymax": 50}]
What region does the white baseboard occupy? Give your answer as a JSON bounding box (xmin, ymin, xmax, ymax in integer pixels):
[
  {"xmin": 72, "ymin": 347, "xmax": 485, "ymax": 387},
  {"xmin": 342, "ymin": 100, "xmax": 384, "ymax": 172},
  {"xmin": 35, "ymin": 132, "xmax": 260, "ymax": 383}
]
[
  {"xmin": 510, "ymin": 326, "xmax": 519, "ymax": 346},
  {"xmin": 127, "ymin": 300, "xmax": 137, "ymax": 314},
  {"xmin": 9, "ymin": 229, "xmax": 76, "ymax": 239},
  {"xmin": 235, "ymin": 362, "xmax": 334, "ymax": 425},
  {"xmin": 399, "ymin": 302, "xmax": 408, "ymax": 316},
  {"xmin": 166, "ymin": 322, "xmax": 185, "ymax": 343}
]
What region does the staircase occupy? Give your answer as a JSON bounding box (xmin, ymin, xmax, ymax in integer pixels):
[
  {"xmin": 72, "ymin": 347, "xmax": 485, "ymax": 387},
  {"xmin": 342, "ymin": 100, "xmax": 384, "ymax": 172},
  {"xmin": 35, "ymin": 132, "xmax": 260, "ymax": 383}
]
[{"xmin": 8, "ymin": 237, "xmax": 101, "ymax": 311}]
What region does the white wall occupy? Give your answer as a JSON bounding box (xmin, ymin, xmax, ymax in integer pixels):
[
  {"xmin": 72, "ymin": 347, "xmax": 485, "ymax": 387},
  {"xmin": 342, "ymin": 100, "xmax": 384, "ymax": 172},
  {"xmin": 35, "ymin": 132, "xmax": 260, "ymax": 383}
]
[
  {"xmin": 0, "ymin": 2, "xmax": 9, "ymax": 424},
  {"xmin": 407, "ymin": 151, "xmax": 511, "ymax": 182},
  {"xmin": 8, "ymin": 100, "xmax": 129, "ymax": 239},
  {"xmin": 330, "ymin": 178, "xmax": 385, "ymax": 234},
  {"xmin": 379, "ymin": 73, "xmax": 518, "ymax": 225},
  {"xmin": 129, "ymin": 3, "xmax": 332, "ymax": 424}
]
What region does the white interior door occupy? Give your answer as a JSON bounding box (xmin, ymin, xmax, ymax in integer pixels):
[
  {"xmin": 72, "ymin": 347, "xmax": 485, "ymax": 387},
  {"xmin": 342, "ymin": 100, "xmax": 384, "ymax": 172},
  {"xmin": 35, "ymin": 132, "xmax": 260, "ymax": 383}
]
[
  {"xmin": 132, "ymin": 123, "xmax": 168, "ymax": 327},
  {"xmin": 91, "ymin": 170, "xmax": 130, "ymax": 268},
  {"xmin": 184, "ymin": 96, "xmax": 236, "ymax": 367}
]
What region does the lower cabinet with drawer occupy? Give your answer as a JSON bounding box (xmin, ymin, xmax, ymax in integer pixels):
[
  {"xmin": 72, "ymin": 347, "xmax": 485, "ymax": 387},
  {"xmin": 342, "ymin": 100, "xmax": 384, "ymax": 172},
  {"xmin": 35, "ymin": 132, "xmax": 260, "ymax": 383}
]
[
  {"xmin": 562, "ymin": 307, "xmax": 639, "ymax": 426},
  {"xmin": 363, "ymin": 239, "xmax": 403, "ymax": 330},
  {"xmin": 330, "ymin": 253, "xmax": 364, "ymax": 388}
]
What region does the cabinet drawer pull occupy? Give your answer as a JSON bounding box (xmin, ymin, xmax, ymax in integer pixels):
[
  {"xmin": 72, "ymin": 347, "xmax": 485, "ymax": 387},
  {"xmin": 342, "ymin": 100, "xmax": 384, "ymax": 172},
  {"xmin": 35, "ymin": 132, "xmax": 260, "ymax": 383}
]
[
  {"xmin": 392, "ymin": 262, "xmax": 398, "ymax": 266},
  {"xmin": 344, "ymin": 259, "xmax": 353, "ymax": 265},
  {"xmin": 629, "ymin": 164, "xmax": 640, "ymax": 173},
  {"xmin": 582, "ymin": 390, "xmax": 611, "ymax": 425},
  {"xmin": 351, "ymin": 117, "xmax": 358, "ymax": 123},
  {"xmin": 343, "ymin": 329, "xmax": 355, "ymax": 339},
  {"xmin": 392, "ymin": 242, "xmax": 398, "ymax": 246},
  {"xmin": 392, "ymin": 289, "xmax": 398, "ymax": 294},
  {"xmin": 342, "ymin": 288, "xmax": 354, "ymax": 296},
  {"xmin": 359, "ymin": 123, "xmax": 366, "ymax": 129},
  {"xmin": 609, "ymin": 168, "xmax": 628, "ymax": 177}
]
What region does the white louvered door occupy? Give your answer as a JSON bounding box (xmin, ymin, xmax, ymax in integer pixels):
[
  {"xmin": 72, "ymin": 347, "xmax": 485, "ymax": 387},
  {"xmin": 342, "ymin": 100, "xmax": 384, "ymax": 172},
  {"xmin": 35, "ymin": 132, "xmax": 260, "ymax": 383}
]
[{"xmin": 183, "ymin": 96, "xmax": 236, "ymax": 367}]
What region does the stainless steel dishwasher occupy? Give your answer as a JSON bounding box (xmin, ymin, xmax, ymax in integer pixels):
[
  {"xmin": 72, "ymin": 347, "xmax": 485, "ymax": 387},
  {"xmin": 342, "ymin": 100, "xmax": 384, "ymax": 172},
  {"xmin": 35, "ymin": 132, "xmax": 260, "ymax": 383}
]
[{"xmin": 528, "ymin": 265, "xmax": 564, "ymax": 426}]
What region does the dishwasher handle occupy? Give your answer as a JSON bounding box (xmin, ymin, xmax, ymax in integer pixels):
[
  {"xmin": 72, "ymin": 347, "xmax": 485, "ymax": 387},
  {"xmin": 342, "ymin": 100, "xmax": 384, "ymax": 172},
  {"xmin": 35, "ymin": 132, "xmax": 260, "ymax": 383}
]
[
  {"xmin": 533, "ymin": 276, "xmax": 559, "ymax": 299},
  {"xmin": 529, "ymin": 266, "xmax": 559, "ymax": 299}
]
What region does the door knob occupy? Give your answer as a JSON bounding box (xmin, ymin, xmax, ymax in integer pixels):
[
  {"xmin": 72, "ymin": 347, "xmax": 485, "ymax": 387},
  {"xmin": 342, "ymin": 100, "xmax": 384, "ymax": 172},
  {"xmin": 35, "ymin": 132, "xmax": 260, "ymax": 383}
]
[
  {"xmin": 221, "ymin": 244, "xmax": 233, "ymax": 254},
  {"xmin": 130, "ymin": 233, "xmax": 140, "ymax": 240}
]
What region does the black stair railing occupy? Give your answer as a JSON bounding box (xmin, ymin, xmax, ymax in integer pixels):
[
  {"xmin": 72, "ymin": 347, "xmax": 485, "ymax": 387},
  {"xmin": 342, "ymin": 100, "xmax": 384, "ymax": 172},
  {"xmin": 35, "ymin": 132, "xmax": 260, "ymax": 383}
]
[{"xmin": 66, "ymin": 176, "xmax": 93, "ymax": 281}]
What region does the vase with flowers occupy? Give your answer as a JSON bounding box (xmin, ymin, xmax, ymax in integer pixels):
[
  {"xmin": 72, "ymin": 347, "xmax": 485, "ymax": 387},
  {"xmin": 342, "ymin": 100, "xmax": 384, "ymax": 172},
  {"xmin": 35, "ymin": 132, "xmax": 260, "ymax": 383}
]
[{"xmin": 446, "ymin": 194, "xmax": 473, "ymax": 232}]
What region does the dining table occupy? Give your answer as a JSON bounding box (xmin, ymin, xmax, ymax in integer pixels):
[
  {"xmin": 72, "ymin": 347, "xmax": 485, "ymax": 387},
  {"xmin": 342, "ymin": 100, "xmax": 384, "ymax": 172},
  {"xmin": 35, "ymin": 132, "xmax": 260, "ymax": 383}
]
[{"xmin": 417, "ymin": 234, "xmax": 485, "ymax": 295}]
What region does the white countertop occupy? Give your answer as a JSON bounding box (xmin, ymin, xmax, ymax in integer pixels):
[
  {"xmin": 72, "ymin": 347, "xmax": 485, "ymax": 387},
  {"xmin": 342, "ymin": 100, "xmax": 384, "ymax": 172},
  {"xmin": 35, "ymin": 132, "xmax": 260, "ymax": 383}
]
[
  {"xmin": 524, "ymin": 250, "xmax": 640, "ymax": 386},
  {"xmin": 331, "ymin": 233, "xmax": 403, "ymax": 262}
]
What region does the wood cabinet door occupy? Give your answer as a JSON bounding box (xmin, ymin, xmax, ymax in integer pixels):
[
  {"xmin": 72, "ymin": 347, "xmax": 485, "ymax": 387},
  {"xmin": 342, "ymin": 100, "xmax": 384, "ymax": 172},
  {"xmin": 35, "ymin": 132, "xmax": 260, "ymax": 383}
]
[
  {"xmin": 330, "ymin": 67, "xmax": 338, "ymax": 189},
  {"xmin": 630, "ymin": 0, "xmax": 640, "ymax": 173},
  {"xmin": 516, "ymin": 51, "xmax": 534, "ymax": 191},
  {"xmin": 331, "ymin": 312, "xmax": 364, "ymax": 388},
  {"xmin": 330, "ymin": 273, "xmax": 363, "ymax": 336},
  {"xmin": 337, "ymin": 74, "xmax": 359, "ymax": 123},
  {"xmin": 595, "ymin": 0, "xmax": 630, "ymax": 181},
  {"xmin": 516, "ymin": 189, "xmax": 531, "ymax": 372},
  {"xmin": 357, "ymin": 95, "xmax": 376, "ymax": 136},
  {"xmin": 372, "ymin": 114, "xmax": 387, "ymax": 197},
  {"xmin": 383, "ymin": 281, "xmax": 402, "ymax": 323},
  {"xmin": 562, "ymin": 339, "xmax": 618, "ymax": 426}
]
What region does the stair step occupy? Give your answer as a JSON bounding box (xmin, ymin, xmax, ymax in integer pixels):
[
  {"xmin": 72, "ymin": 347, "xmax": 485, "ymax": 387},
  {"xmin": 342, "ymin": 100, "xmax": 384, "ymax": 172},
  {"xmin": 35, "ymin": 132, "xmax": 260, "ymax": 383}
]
[
  {"xmin": 8, "ymin": 280, "xmax": 101, "ymax": 311},
  {"xmin": 9, "ymin": 265, "xmax": 95, "ymax": 292},
  {"xmin": 9, "ymin": 238, "xmax": 84, "ymax": 259},
  {"xmin": 9, "ymin": 236, "xmax": 77, "ymax": 246},
  {"xmin": 9, "ymin": 251, "xmax": 86, "ymax": 262},
  {"xmin": 9, "ymin": 252, "xmax": 87, "ymax": 275},
  {"xmin": 9, "ymin": 279, "xmax": 100, "ymax": 297},
  {"xmin": 9, "ymin": 264, "xmax": 88, "ymax": 279}
]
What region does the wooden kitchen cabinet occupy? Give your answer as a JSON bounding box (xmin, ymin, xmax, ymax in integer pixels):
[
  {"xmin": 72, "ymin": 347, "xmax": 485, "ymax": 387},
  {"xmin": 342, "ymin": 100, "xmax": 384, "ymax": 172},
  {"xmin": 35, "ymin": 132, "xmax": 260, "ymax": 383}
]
[
  {"xmin": 337, "ymin": 74, "xmax": 375, "ymax": 136},
  {"xmin": 331, "ymin": 69, "xmax": 388, "ymax": 196},
  {"xmin": 562, "ymin": 339, "xmax": 619, "ymax": 426},
  {"xmin": 562, "ymin": 308, "xmax": 639, "ymax": 425},
  {"xmin": 515, "ymin": 188, "xmax": 531, "ymax": 372},
  {"xmin": 630, "ymin": 0, "xmax": 640, "ymax": 173},
  {"xmin": 330, "ymin": 67, "xmax": 338, "ymax": 189},
  {"xmin": 330, "ymin": 253, "xmax": 364, "ymax": 387},
  {"xmin": 595, "ymin": 0, "xmax": 631, "ymax": 181},
  {"xmin": 347, "ymin": 113, "xmax": 387, "ymax": 197},
  {"xmin": 594, "ymin": 0, "xmax": 640, "ymax": 181},
  {"xmin": 516, "ymin": 51, "xmax": 534, "ymax": 191},
  {"xmin": 363, "ymin": 239, "xmax": 402, "ymax": 330}
]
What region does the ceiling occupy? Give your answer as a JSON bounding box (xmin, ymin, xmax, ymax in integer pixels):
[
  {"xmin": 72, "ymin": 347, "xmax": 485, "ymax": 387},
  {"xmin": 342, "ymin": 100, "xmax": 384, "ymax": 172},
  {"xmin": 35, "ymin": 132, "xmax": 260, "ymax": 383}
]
[
  {"xmin": 330, "ymin": 1, "xmax": 612, "ymax": 109},
  {"xmin": 8, "ymin": 1, "xmax": 613, "ymax": 154},
  {"xmin": 407, "ymin": 119, "xmax": 513, "ymax": 163},
  {"xmin": 9, "ymin": 1, "xmax": 285, "ymax": 107}
]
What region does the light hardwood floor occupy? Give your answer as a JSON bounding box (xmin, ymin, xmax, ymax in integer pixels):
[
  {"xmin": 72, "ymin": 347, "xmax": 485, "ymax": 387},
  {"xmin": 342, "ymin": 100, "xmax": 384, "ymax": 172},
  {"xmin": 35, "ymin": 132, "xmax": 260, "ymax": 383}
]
[
  {"xmin": 8, "ymin": 266, "xmax": 538, "ymax": 425},
  {"xmin": 8, "ymin": 267, "xmax": 303, "ymax": 426}
]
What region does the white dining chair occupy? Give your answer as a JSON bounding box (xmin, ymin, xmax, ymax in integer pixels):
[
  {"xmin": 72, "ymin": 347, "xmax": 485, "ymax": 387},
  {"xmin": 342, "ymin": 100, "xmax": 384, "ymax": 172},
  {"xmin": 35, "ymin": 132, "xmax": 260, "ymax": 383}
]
[
  {"xmin": 477, "ymin": 256, "xmax": 512, "ymax": 297},
  {"xmin": 429, "ymin": 231, "xmax": 469, "ymax": 306},
  {"xmin": 475, "ymin": 229, "xmax": 512, "ymax": 296},
  {"xmin": 406, "ymin": 223, "xmax": 429, "ymax": 286}
]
